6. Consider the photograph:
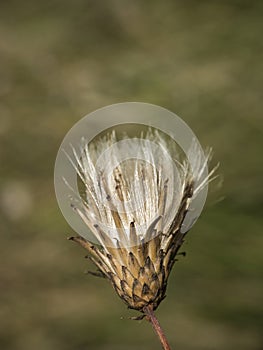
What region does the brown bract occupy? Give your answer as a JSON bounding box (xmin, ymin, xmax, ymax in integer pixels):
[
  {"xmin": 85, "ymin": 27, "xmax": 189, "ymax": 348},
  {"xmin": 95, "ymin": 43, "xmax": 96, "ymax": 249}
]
[{"xmin": 69, "ymin": 180, "xmax": 193, "ymax": 313}]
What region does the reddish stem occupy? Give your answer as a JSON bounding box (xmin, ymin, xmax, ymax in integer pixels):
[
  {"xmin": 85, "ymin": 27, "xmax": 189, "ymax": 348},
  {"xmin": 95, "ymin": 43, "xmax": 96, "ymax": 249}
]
[{"xmin": 143, "ymin": 305, "xmax": 172, "ymax": 350}]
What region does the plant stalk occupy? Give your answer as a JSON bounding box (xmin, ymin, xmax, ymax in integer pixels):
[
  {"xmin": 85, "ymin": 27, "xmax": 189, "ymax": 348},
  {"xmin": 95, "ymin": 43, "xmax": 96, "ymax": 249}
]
[{"xmin": 143, "ymin": 305, "xmax": 172, "ymax": 350}]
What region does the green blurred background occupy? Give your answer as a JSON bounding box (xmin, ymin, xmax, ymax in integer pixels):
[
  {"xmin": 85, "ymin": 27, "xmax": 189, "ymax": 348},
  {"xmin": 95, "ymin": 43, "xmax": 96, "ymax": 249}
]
[{"xmin": 0, "ymin": 1, "xmax": 262, "ymax": 349}]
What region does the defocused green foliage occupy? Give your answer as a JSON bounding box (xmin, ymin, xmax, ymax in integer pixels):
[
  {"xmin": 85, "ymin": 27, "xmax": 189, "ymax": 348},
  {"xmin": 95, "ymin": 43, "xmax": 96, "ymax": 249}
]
[{"xmin": 0, "ymin": 1, "xmax": 262, "ymax": 349}]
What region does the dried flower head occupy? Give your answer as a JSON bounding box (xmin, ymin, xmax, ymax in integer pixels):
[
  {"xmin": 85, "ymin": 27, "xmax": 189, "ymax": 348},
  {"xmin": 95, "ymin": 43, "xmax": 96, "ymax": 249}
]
[{"xmin": 68, "ymin": 129, "xmax": 216, "ymax": 319}]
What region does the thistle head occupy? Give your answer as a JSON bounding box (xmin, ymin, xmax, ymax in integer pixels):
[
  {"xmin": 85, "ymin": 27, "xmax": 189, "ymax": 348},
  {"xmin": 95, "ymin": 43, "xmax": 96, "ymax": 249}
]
[{"xmin": 66, "ymin": 128, "xmax": 216, "ymax": 313}]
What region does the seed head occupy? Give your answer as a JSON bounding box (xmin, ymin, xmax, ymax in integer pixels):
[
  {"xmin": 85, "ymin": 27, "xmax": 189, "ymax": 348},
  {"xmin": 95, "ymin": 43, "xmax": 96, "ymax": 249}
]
[{"xmin": 68, "ymin": 129, "xmax": 216, "ymax": 314}]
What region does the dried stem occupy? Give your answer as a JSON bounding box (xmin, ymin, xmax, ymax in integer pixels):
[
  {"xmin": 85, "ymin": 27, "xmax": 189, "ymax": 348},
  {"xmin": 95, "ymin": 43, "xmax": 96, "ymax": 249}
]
[{"xmin": 143, "ymin": 305, "xmax": 172, "ymax": 350}]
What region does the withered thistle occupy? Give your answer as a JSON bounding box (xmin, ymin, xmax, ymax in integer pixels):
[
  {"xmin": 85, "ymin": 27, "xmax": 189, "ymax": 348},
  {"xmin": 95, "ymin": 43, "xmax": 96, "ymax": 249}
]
[{"xmin": 67, "ymin": 129, "xmax": 216, "ymax": 350}]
